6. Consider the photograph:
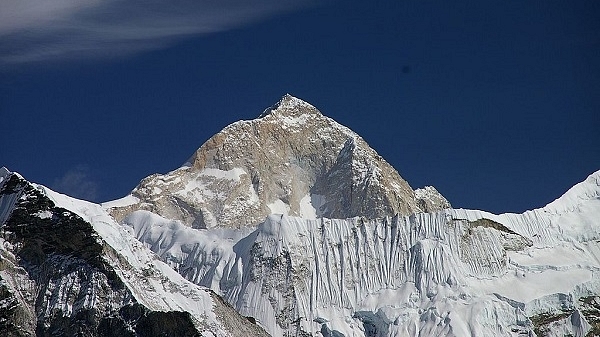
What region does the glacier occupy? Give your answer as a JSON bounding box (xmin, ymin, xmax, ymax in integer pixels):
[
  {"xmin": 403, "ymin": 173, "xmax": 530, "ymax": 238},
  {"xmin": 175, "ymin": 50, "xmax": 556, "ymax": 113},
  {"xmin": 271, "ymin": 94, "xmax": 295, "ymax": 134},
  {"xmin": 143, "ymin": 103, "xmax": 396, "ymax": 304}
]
[{"xmin": 121, "ymin": 170, "xmax": 600, "ymax": 336}]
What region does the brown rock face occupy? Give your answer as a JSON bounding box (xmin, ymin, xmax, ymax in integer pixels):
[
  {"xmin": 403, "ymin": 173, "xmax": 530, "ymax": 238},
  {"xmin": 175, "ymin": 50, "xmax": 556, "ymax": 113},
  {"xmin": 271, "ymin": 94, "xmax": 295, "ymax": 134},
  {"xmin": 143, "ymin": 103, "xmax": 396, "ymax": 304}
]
[{"xmin": 107, "ymin": 95, "xmax": 449, "ymax": 228}]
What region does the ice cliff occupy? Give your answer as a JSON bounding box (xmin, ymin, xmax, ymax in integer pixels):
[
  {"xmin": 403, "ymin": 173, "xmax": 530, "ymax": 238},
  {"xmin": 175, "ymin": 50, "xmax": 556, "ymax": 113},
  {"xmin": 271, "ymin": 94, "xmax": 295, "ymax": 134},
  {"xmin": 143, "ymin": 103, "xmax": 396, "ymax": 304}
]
[{"xmin": 122, "ymin": 169, "xmax": 600, "ymax": 336}]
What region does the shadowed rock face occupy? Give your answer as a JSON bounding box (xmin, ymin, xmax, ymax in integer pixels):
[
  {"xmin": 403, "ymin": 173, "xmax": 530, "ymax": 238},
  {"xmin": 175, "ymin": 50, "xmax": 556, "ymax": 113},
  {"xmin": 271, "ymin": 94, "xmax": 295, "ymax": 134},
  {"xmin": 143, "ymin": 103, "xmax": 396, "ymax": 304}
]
[
  {"xmin": 109, "ymin": 95, "xmax": 450, "ymax": 229},
  {"xmin": 0, "ymin": 174, "xmax": 156, "ymax": 336}
]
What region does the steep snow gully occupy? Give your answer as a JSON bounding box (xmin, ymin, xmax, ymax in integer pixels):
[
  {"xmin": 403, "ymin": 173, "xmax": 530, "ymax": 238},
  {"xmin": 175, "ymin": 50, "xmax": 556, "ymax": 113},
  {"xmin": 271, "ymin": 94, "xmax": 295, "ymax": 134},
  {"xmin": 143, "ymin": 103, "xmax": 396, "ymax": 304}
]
[{"xmin": 1, "ymin": 95, "xmax": 599, "ymax": 336}]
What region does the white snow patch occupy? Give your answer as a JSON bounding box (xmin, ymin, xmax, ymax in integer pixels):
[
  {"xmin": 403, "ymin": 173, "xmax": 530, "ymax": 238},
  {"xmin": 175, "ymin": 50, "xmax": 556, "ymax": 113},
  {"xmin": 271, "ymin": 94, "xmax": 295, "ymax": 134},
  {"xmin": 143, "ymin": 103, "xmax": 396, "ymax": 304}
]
[
  {"xmin": 280, "ymin": 113, "xmax": 311, "ymax": 130},
  {"xmin": 544, "ymin": 170, "xmax": 600, "ymax": 215},
  {"xmin": 509, "ymin": 244, "xmax": 600, "ymax": 269},
  {"xmin": 34, "ymin": 210, "xmax": 53, "ymax": 219},
  {"xmin": 357, "ymin": 283, "xmax": 420, "ymax": 312},
  {"xmin": 121, "ymin": 209, "xmax": 257, "ymax": 296},
  {"xmin": 267, "ymin": 199, "xmax": 290, "ymax": 215},
  {"xmin": 200, "ymin": 167, "xmax": 246, "ymax": 181},
  {"xmin": 298, "ymin": 194, "xmax": 325, "ymax": 219},
  {"xmin": 176, "ymin": 178, "xmax": 211, "ymax": 201},
  {"xmin": 471, "ymin": 268, "xmax": 593, "ymax": 304},
  {"xmin": 101, "ymin": 194, "xmax": 139, "ymax": 209}
]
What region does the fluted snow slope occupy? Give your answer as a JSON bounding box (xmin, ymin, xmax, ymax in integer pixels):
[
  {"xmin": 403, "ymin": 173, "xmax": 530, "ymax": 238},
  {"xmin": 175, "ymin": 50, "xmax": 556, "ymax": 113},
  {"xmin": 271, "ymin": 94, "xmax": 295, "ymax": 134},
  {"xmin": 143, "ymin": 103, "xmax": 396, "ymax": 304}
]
[{"xmin": 123, "ymin": 170, "xmax": 600, "ymax": 336}]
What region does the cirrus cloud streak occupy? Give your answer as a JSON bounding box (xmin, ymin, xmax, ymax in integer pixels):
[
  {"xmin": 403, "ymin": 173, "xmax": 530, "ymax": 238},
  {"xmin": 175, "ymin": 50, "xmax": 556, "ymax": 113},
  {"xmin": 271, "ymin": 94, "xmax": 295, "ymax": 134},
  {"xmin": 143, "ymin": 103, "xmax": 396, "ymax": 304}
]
[{"xmin": 0, "ymin": 0, "xmax": 313, "ymax": 66}]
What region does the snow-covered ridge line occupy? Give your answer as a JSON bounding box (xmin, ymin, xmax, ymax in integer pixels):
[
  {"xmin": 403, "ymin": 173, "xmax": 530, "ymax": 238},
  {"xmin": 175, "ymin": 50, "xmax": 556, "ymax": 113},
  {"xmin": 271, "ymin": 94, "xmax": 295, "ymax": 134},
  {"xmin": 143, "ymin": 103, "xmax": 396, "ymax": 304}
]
[
  {"xmin": 543, "ymin": 169, "xmax": 600, "ymax": 214},
  {"xmin": 0, "ymin": 169, "xmax": 269, "ymax": 336},
  {"xmin": 257, "ymin": 93, "xmax": 320, "ymax": 119},
  {"xmin": 121, "ymin": 169, "xmax": 600, "ymax": 336},
  {"xmin": 38, "ymin": 186, "xmax": 232, "ymax": 332}
]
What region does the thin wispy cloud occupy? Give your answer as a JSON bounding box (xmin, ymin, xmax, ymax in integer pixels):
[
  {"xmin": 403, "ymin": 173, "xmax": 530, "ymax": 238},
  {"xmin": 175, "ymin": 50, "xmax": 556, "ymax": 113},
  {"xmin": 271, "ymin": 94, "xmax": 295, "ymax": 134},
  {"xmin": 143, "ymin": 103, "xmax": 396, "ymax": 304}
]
[
  {"xmin": 0, "ymin": 0, "xmax": 313, "ymax": 66},
  {"xmin": 52, "ymin": 165, "xmax": 99, "ymax": 201}
]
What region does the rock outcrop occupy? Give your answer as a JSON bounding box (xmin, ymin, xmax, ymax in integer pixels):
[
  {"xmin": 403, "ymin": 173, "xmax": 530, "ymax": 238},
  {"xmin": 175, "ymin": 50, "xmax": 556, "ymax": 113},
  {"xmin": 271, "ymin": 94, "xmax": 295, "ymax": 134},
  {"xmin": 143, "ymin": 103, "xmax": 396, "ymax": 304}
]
[{"xmin": 107, "ymin": 95, "xmax": 449, "ymax": 229}]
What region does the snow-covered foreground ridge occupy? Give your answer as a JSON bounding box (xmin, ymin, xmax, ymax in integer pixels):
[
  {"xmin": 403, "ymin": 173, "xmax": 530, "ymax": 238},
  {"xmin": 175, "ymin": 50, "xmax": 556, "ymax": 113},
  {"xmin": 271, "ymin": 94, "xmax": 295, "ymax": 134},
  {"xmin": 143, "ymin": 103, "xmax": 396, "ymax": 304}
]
[
  {"xmin": 122, "ymin": 170, "xmax": 600, "ymax": 336},
  {"xmin": 0, "ymin": 167, "xmax": 269, "ymax": 336}
]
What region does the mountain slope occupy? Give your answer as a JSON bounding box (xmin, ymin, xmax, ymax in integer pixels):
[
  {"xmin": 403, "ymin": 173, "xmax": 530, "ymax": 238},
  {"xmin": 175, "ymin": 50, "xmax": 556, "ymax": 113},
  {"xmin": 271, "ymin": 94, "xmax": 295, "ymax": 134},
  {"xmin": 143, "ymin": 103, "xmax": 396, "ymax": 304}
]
[
  {"xmin": 101, "ymin": 95, "xmax": 598, "ymax": 336},
  {"xmin": 122, "ymin": 169, "xmax": 600, "ymax": 336},
  {"xmin": 2, "ymin": 95, "xmax": 599, "ymax": 337},
  {"xmin": 106, "ymin": 95, "xmax": 449, "ymax": 229},
  {"xmin": 0, "ymin": 167, "xmax": 269, "ymax": 337}
]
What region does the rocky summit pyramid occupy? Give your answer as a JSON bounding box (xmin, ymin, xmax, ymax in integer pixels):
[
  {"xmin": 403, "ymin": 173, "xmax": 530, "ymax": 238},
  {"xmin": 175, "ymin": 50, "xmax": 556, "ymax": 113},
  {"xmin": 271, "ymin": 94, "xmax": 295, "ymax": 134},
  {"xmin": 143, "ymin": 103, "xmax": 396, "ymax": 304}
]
[{"xmin": 106, "ymin": 94, "xmax": 450, "ymax": 229}]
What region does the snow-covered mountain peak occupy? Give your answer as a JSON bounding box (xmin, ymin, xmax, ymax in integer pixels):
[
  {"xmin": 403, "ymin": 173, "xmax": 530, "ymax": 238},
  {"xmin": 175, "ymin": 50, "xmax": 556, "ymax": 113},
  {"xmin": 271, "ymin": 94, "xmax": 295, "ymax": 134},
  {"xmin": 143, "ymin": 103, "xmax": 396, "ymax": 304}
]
[
  {"xmin": 415, "ymin": 186, "xmax": 451, "ymax": 212},
  {"xmin": 107, "ymin": 95, "xmax": 448, "ymax": 229},
  {"xmin": 2, "ymin": 93, "xmax": 600, "ymax": 336},
  {"xmin": 543, "ymin": 169, "xmax": 600, "ymax": 215},
  {"xmin": 257, "ymin": 93, "xmax": 320, "ymax": 119}
]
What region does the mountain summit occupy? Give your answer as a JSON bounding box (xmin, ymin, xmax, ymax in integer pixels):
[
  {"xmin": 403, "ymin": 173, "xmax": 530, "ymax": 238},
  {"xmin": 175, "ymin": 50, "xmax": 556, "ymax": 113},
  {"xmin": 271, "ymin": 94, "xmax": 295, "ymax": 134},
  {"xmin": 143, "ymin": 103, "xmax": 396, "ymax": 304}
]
[
  {"xmin": 1, "ymin": 95, "xmax": 599, "ymax": 336},
  {"xmin": 107, "ymin": 95, "xmax": 449, "ymax": 228},
  {"xmin": 257, "ymin": 93, "xmax": 319, "ymax": 118}
]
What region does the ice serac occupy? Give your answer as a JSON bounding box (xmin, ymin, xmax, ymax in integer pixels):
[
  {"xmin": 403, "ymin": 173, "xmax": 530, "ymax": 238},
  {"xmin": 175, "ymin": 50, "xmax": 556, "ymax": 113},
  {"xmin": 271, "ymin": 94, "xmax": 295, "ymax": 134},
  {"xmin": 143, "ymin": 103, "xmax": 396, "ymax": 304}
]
[
  {"xmin": 107, "ymin": 94, "xmax": 446, "ymax": 229},
  {"xmin": 0, "ymin": 169, "xmax": 269, "ymax": 337}
]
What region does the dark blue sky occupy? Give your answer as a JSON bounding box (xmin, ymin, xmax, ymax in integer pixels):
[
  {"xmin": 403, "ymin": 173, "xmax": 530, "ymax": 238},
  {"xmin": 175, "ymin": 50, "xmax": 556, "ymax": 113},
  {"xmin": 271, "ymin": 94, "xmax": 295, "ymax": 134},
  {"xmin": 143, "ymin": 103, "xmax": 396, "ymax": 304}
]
[{"xmin": 1, "ymin": 1, "xmax": 599, "ymax": 213}]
